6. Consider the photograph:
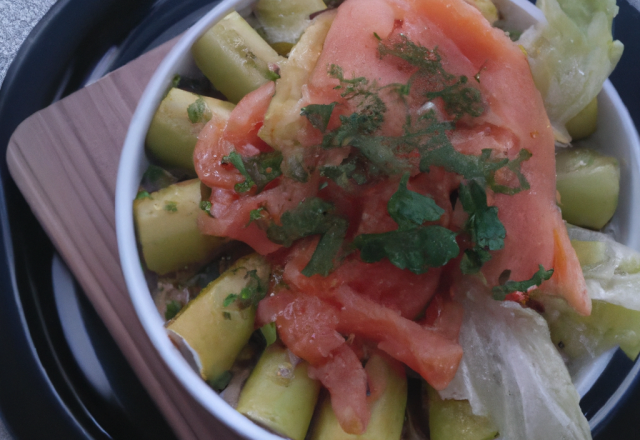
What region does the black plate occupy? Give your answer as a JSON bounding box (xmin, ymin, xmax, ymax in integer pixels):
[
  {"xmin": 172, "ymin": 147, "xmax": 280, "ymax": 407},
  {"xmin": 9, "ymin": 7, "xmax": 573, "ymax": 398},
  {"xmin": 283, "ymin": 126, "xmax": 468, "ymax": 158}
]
[{"xmin": 0, "ymin": 0, "xmax": 639, "ymax": 439}]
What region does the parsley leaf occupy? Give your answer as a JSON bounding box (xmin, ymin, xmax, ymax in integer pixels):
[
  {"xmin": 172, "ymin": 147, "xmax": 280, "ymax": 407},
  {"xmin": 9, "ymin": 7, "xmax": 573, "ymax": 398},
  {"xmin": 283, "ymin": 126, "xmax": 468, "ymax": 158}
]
[
  {"xmin": 223, "ymin": 151, "xmax": 283, "ymax": 193},
  {"xmin": 301, "ymin": 103, "xmax": 336, "ymax": 132},
  {"xmin": 164, "ymin": 201, "xmax": 178, "ymax": 212},
  {"xmin": 388, "ymin": 174, "xmax": 444, "ymax": 230},
  {"xmin": 492, "ymin": 265, "xmax": 554, "ymax": 300},
  {"xmin": 200, "ymin": 200, "xmax": 212, "ymax": 213},
  {"xmin": 247, "ymin": 207, "xmax": 266, "ymax": 226},
  {"xmin": 352, "ymin": 176, "xmax": 458, "ymax": 274},
  {"xmin": 223, "ymin": 269, "xmax": 267, "ymax": 309},
  {"xmin": 164, "ymin": 300, "xmax": 182, "ymax": 320},
  {"xmin": 301, "ymin": 218, "xmax": 348, "ymax": 277},
  {"xmin": 266, "ymin": 198, "xmax": 339, "ymax": 246},
  {"xmin": 266, "ymin": 198, "xmax": 349, "ymax": 276},
  {"xmin": 460, "ymin": 248, "xmax": 492, "ymax": 275},
  {"xmin": 354, "ymin": 226, "xmax": 459, "ymax": 274},
  {"xmin": 459, "ymin": 180, "xmax": 505, "ymax": 251},
  {"xmin": 187, "ymin": 96, "xmax": 211, "ymax": 123}
]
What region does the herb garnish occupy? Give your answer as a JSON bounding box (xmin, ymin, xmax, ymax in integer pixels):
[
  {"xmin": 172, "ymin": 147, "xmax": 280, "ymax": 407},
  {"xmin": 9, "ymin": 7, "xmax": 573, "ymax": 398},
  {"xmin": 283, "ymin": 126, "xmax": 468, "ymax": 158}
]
[
  {"xmin": 187, "ymin": 96, "xmax": 212, "ymax": 123},
  {"xmin": 223, "ymin": 269, "xmax": 267, "ymax": 309},
  {"xmin": 165, "ymin": 300, "xmax": 182, "ymax": 320},
  {"xmin": 378, "ymin": 34, "xmax": 484, "ymax": 120},
  {"xmin": 492, "ymin": 265, "xmax": 554, "ymax": 300},
  {"xmin": 458, "ymin": 180, "xmax": 506, "ymax": 274},
  {"xmin": 353, "ymin": 174, "xmax": 459, "ymax": 274},
  {"xmin": 200, "ymin": 200, "xmax": 213, "ymax": 213},
  {"xmin": 222, "ymin": 151, "xmax": 283, "ymax": 193},
  {"xmin": 266, "ymin": 198, "xmax": 348, "ymax": 276},
  {"xmin": 164, "ymin": 201, "xmax": 178, "ymax": 212}
]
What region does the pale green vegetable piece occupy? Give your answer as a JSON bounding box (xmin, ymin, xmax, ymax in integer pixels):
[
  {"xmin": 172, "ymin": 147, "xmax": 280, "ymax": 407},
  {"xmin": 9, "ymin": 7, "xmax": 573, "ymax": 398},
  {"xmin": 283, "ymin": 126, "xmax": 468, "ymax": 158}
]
[
  {"xmin": 254, "ymin": 0, "xmax": 327, "ymax": 46},
  {"xmin": 134, "ymin": 179, "xmax": 225, "ymax": 275},
  {"xmin": 566, "ymin": 97, "xmax": 598, "ymax": 140},
  {"xmin": 426, "ymin": 385, "xmax": 498, "ymax": 440},
  {"xmin": 519, "ymin": 0, "xmax": 623, "ymax": 142},
  {"xmin": 258, "ymin": 9, "xmax": 336, "ymax": 175},
  {"xmin": 556, "ymin": 148, "xmax": 619, "ymax": 229},
  {"xmin": 541, "ymin": 295, "xmax": 640, "ymax": 361},
  {"xmin": 310, "ymin": 353, "xmax": 407, "ymax": 440},
  {"xmin": 167, "ymin": 254, "xmax": 270, "ymax": 384},
  {"xmin": 567, "ymin": 226, "xmax": 640, "ymax": 310},
  {"xmin": 463, "ymin": 0, "xmax": 499, "ymax": 24},
  {"xmin": 237, "ymin": 343, "xmax": 320, "ymax": 440},
  {"xmin": 191, "ymin": 11, "xmax": 285, "ymax": 103},
  {"xmin": 146, "ymin": 88, "xmax": 235, "ymax": 172},
  {"xmin": 538, "ymin": 227, "xmax": 640, "ymax": 362}
]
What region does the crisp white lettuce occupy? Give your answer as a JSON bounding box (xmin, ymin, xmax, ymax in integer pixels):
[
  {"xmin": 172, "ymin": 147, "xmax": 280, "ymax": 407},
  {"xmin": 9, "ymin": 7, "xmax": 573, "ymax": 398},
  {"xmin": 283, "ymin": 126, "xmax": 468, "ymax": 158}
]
[
  {"xmin": 519, "ymin": 0, "xmax": 623, "ymax": 142},
  {"xmin": 568, "ymin": 226, "xmax": 640, "ymax": 310},
  {"xmin": 440, "ymin": 286, "xmax": 591, "ymax": 440}
]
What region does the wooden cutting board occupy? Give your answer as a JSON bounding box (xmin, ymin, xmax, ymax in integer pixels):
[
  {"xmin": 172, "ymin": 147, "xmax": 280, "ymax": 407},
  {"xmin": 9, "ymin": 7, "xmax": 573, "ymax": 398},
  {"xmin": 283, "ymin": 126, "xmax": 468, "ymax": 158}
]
[{"xmin": 6, "ymin": 39, "xmax": 244, "ymax": 440}]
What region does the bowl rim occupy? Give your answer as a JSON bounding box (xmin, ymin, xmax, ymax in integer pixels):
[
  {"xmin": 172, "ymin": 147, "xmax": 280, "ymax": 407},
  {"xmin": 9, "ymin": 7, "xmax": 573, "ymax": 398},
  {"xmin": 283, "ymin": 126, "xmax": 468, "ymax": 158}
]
[
  {"xmin": 115, "ymin": 0, "xmax": 640, "ymax": 438},
  {"xmin": 116, "ymin": 0, "xmax": 284, "ymax": 438}
]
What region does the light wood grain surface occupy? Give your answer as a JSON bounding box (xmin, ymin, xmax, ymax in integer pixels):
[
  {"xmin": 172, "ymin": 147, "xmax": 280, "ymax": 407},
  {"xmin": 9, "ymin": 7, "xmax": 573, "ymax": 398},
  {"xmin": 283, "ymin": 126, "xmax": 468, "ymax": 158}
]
[{"xmin": 6, "ymin": 40, "xmax": 243, "ymax": 440}]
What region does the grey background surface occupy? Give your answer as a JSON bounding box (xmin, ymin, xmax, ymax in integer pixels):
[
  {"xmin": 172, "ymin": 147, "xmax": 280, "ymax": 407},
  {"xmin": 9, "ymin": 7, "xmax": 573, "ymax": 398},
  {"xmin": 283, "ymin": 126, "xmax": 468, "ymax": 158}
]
[{"xmin": 0, "ymin": 1, "xmax": 57, "ymax": 438}]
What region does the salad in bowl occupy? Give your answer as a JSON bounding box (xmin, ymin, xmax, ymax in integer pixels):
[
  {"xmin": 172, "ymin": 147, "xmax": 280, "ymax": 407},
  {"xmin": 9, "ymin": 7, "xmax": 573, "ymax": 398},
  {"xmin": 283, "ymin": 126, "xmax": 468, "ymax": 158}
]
[{"xmin": 116, "ymin": 0, "xmax": 640, "ymax": 438}]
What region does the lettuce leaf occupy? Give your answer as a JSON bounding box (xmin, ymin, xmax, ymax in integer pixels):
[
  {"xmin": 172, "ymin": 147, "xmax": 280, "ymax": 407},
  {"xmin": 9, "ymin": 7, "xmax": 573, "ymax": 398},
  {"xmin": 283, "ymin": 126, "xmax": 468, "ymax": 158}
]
[
  {"xmin": 440, "ymin": 286, "xmax": 591, "ymax": 440},
  {"xmin": 535, "ymin": 227, "xmax": 640, "ymax": 363},
  {"xmin": 567, "ymin": 226, "xmax": 640, "ymax": 310},
  {"xmin": 519, "ymin": 0, "xmax": 624, "ymax": 142}
]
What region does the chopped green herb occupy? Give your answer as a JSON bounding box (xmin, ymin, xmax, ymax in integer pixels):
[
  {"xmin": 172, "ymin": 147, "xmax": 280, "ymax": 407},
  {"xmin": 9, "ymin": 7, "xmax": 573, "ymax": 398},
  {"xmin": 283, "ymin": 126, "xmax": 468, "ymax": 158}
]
[
  {"xmin": 164, "ymin": 201, "xmax": 178, "ymax": 212},
  {"xmin": 209, "ymin": 370, "xmax": 233, "ymax": 391},
  {"xmin": 460, "ymin": 248, "xmax": 492, "ymax": 274},
  {"xmin": 200, "ymin": 200, "xmax": 213, "ymax": 213},
  {"xmin": 353, "ymin": 176, "xmax": 458, "ymax": 274},
  {"xmin": 260, "ymin": 322, "xmax": 277, "ymax": 347},
  {"xmin": 485, "ymin": 149, "xmax": 532, "ymax": 195},
  {"xmin": 354, "ymin": 225, "xmax": 459, "ymax": 274},
  {"xmin": 223, "ymin": 269, "xmax": 267, "ymax": 309},
  {"xmin": 266, "ymin": 198, "xmax": 349, "ymax": 276},
  {"xmin": 222, "ymin": 311, "xmax": 232, "ymax": 320},
  {"xmin": 187, "ymin": 96, "xmax": 212, "ymax": 123},
  {"xmin": 319, "ymin": 182, "xmax": 329, "ymax": 190},
  {"xmin": 459, "ymin": 180, "xmax": 505, "ymax": 251},
  {"xmin": 171, "ymin": 74, "xmax": 181, "ymax": 88},
  {"xmin": 378, "ymin": 34, "xmax": 484, "ymax": 120},
  {"xmin": 222, "ymin": 151, "xmax": 283, "ymax": 193},
  {"xmin": 301, "ymin": 218, "xmax": 348, "ymax": 277},
  {"xmin": 247, "ymin": 207, "xmax": 266, "ymax": 226},
  {"xmin": 492, "ymin": 265, "xmax": 554, "ymax": 300},
  {"xmin": 135, "ymin": 190, "xmax": 152, "ymax": 200},
  {"xmin": 320, "ymin": 152, "xmax": 372, "ymax": 187},
  {"xmin": 388, "ymin": 173, "xmax": 444, "ymax": 230},
  {"xmin": 165, "ymin": 300, "xmax": 182, "ymax": 320},
  {"xmin": 301, "ymin": 103, "xmax": 336, "ymax": 132}
]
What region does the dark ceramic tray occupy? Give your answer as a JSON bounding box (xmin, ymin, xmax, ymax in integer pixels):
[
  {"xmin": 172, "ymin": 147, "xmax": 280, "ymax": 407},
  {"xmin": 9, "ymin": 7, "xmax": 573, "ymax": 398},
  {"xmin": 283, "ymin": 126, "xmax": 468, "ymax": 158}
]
[{"xmin": 0, "ymin": 0, "xmax": 638, "ymax": 438}]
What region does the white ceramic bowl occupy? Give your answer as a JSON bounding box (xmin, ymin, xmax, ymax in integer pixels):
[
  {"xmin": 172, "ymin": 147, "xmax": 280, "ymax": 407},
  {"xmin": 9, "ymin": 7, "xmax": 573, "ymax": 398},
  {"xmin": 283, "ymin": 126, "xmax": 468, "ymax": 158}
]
[{"xmin": 116, "ymin": 0, "xmax": 640, "ymax": 437}]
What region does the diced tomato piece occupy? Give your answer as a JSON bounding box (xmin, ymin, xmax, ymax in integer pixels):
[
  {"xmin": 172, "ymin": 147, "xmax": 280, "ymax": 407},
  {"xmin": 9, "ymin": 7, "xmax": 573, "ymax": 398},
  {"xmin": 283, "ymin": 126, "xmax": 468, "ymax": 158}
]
[
  {"xmin": 256, "ymin": 291, "xmax": 345, "ymax": 364},
  {"xmin": 194, "ymin": 82, "xmax": 275, "ymax": 191},
  {"xmin": 308, "ymin": 344, "xmax": 370, "ymax": 435},
  {"xmin": 332, "ymin": 286, "xmax": 463, "ymax": 390},
  {"xmin": 420, "ymin": 293, "xmax": 464, "ymax": 342}
]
